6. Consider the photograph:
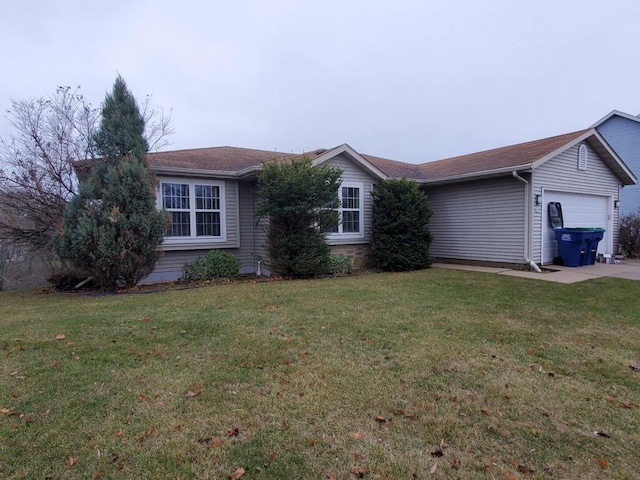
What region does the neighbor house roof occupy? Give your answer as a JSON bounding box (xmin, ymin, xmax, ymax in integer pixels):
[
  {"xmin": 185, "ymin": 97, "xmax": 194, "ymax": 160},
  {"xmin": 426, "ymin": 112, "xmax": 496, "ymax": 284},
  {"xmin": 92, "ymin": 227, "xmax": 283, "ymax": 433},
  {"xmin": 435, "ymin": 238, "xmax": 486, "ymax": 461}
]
[{"xmin": 591, "ymin": 109, "xmax": 640, "ymax": 127}]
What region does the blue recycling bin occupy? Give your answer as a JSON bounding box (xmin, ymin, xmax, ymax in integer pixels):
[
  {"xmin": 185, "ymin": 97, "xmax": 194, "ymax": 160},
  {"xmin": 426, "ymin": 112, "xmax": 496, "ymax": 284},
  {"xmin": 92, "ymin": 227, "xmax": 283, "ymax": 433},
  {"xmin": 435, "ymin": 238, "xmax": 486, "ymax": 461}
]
[
  {"xmin": 584, "ymin": 228, "xmax": 605, "ymax": 265},
  {"xmin": 554, "ymin": 228, "xmax": 592, "ymax": 267}
]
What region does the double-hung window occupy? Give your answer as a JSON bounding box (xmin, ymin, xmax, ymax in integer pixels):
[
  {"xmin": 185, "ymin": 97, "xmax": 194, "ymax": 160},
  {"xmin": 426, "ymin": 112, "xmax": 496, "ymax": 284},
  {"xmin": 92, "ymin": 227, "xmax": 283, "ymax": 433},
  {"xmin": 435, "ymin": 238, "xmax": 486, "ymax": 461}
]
[
  {"xmin": 159, "ymin": 179, "xmax": 226, "ymax": 244},
  {"xmin": 328, "ymin": 182, "xmax": 364, "ymax": 239}
]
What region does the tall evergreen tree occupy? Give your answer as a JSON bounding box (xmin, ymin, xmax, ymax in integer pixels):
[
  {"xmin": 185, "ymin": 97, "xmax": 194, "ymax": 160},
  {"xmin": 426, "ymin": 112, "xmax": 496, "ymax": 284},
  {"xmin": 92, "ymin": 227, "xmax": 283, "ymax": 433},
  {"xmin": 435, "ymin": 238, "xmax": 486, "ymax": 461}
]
[{"xmin": 55, "ymin": 76, "xmax": 168, "ymax": 289}]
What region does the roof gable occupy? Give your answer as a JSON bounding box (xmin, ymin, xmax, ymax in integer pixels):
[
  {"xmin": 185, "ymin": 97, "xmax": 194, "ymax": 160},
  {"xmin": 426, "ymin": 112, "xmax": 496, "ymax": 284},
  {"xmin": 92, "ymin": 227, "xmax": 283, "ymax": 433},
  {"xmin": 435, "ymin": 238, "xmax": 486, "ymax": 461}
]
[
  {"xmin": 591, "ymin": 110, "xmax": 640, "ymax": 127},
  {"xmin": 312, "ymin": 144, "xmax": 388, "ymax": 180}
]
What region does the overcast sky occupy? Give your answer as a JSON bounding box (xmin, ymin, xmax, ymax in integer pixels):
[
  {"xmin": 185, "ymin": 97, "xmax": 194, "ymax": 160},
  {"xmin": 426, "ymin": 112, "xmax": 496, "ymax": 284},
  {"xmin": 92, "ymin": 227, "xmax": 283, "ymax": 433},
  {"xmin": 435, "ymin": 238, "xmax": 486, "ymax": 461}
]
[{"xmin": 1, "ymin": 0, "xmax": 639, "ymax": 164}]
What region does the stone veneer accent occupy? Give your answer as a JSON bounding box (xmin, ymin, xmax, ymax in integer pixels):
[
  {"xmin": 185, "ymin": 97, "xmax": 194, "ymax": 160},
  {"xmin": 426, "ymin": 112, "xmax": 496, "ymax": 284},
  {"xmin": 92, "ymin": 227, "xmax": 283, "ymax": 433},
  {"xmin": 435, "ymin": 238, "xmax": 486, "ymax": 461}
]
[{"xmin": 329, "ymin": 244, "xmax": 370, "ymax": 270}]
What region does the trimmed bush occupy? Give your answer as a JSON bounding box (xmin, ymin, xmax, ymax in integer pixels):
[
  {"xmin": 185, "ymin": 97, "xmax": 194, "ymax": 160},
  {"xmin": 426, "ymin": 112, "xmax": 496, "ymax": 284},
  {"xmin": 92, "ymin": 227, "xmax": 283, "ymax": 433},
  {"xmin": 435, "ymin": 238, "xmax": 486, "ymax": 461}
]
[
  {"xmin": 179, "ymin": 256, "xmax": 207, "ymax": 283},
  {"xmin": 256, "ymin": 157, "xmax": 342, "ymax": 278},
  {"xmin": 204, "ymin": 249, "xmax": 240, "ymax": 279},
  {"xmin": 180, "ymin": 250, "xmax": 240, "ymax": 282},
  {"xmin": 619, "ymin": 210, "xmax": 640, "ymax": 258},
  {"xmin": 328, "ymin": 254, "xmax": 354, "ymax": 275},
  {"xmin": 371, "ymin": 178, "xmax": 433, "ymax": 271}
]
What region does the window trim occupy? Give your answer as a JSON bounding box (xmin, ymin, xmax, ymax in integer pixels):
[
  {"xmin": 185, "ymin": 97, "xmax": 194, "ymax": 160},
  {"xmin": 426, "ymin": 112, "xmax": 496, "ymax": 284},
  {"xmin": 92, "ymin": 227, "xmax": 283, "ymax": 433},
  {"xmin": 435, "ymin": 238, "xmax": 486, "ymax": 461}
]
[
  {"xmin": 158, "ymin": 177, "xmax": 227, "ymax": 246},
  {"xmin": 327, "ymin": 181, "xmax": 365, "ymax": 240}
]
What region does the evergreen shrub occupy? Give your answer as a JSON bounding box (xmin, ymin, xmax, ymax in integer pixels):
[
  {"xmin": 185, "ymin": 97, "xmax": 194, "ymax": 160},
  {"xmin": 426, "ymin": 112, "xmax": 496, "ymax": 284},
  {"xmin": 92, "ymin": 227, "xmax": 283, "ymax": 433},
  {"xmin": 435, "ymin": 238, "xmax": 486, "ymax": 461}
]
[{"xmin": 371, "ymin": 178, "xmax": 433, "ymax": 271}]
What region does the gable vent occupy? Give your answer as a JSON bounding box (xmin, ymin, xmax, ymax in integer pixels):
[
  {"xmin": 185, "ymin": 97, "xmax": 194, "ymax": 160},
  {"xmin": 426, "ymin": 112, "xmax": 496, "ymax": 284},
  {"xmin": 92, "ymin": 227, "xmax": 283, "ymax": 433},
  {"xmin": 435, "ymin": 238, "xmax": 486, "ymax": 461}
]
[{"xmin": 577, "ymin": 144, "xmax": 588, "ymax": 171}]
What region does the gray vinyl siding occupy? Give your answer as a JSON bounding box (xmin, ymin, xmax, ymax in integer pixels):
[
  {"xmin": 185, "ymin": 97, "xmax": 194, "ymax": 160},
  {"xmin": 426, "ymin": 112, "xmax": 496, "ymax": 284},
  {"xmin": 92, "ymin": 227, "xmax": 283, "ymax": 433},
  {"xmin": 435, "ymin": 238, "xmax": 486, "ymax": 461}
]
[
  {"xmin": 596, "ymin": 116, "xmax": 640, "ymax": 215},
  {"xmin": 237, "ymin": 181, "xmax": 268, "ymax": 274},
  {"xmin": 425, "ymin": 176, "xmax": 526, "ymax": 264},
  {"xmin": 323, "ymin": 154, "xmax": 376, "ymax": 245},
  {"xmin": 531, "ymin": 142, "xmax": 620, "ymax": 262}
]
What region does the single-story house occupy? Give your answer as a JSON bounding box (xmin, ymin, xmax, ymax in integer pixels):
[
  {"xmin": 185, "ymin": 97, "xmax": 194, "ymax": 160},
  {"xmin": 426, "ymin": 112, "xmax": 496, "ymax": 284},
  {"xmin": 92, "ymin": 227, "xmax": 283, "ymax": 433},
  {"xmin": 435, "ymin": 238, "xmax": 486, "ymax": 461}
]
[
  {"xmin": 141, "ymin": 118, "xmax": 636, "ymax": 282},
  {"xmin": 592, "ymin": 110, "xmax": 640, "ymax": 216}
]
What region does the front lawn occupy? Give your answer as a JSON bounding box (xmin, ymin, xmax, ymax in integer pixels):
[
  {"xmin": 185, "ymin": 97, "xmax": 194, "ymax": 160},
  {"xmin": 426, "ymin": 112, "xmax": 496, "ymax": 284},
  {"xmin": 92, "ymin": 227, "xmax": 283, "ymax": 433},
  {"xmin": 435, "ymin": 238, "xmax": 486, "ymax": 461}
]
[{"xmin": 1, "ymin": 270, "xmax": 639, "ymax": 479}]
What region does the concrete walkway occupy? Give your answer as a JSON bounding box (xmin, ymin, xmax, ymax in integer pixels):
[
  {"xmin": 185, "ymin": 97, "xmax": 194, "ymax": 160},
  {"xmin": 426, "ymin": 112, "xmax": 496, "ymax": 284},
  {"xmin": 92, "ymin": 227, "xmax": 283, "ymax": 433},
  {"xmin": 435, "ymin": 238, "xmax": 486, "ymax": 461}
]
[{"xmin": 434, "ymin": 259, "xmax": 640, "ymax": 284}]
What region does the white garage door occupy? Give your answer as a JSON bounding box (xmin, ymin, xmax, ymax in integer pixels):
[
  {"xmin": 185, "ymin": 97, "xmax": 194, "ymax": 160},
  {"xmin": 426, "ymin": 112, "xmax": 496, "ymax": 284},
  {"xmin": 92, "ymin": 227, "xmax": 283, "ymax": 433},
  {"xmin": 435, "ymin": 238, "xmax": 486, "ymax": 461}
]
[{"xmin": 542, "ymin": 191, "xmax": 612, "ymax": 264}]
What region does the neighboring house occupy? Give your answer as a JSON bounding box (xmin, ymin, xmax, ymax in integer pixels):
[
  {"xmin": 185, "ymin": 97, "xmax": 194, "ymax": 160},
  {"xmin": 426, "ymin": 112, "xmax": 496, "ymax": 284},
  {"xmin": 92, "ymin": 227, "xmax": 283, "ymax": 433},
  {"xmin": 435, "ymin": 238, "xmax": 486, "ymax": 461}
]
[
  {"xmin": 592, "ymin": 110, "xmax": 640, "ymax": 216},
  {"xmin": 141, "ymin": 123, "xmax": 635, "ymax": 282}
]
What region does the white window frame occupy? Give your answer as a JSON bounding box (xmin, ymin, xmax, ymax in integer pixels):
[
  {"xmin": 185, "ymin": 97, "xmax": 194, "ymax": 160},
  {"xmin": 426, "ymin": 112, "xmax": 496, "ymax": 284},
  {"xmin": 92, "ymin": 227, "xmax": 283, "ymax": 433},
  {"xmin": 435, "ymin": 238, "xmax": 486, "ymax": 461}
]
[
  {"xmin": 327, "ymin": 181, "xmax": 365, "ymax": 240},
  {"xmin": 158, "ymin": 177, "xmax": 227, "ymax": 246}
]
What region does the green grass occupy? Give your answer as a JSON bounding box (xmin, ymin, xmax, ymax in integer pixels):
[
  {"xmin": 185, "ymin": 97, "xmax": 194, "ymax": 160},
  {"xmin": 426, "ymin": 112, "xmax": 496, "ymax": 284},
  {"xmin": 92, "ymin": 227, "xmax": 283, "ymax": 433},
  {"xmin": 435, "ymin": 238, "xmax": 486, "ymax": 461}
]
[{"xmin": 1, "ymin": 269, "xmax": 639, "ymax": 479}]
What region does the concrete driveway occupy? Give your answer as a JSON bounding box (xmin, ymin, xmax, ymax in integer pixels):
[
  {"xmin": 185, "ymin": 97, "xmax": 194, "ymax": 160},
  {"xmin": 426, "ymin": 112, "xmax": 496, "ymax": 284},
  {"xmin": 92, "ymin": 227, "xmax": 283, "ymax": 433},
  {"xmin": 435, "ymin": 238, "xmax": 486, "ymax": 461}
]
[{"xmin": 434, "ymin": 259, "xmax": 640, "ymax": 284}]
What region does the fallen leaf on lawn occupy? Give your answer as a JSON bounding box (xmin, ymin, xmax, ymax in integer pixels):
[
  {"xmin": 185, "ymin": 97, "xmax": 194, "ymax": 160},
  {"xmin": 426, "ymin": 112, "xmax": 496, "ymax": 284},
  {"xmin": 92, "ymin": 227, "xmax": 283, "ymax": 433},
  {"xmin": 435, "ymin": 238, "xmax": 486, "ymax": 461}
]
[
  {"xmin": 431, "ymin": 448, "xmax": 444, "ymax": 458},
  {"xmin": 140, "ymin": 317, "xmax": 150, "ymax": 323},
  {"xmin": 594, "ymin": 431, "xmax": 611, "ymax": 438},
  {"xmin": 66, "ymin": 457, "xmax": 77, "ymax": 468},
  {"xmin": 620, "ymin": 402, "xmax": 638, "ymax": 409},
  {"xmin": 517, "ymin": 463, "xmax": 535, "ymax": 475},
  {"xmin": 481, "ymin": 407, "xmax": 493, "ymax": 415},
  {"xmin": 185, "ymin": 391, "xmax": 197, "ymax": 398},
  {"xmin": 350, "ymin": 467, "xmax": 369, "ymax": 479},
  {"xmin": 213, "ymin": 437, "xmax": 222, "ymax": 448},
  {"xmin": 137, "ymin": 393, "xmax": 149, "ymax": 401},
  {"xmin": 228, "ymin": 427, "xmax": 240, "ymax": 437},
  {"xmin": 93, "ymin": 470, "xmax": 104, "ymax": 478},
  {"xmin": 198, "ymin": 437, "xmax": 213, "ymax": 446},
  {"xmin": 430, "ymin": 461, "xmax": 438, "ymax": 474},
  {"xmin": 375, "ymin": 415, "xmax": 387, "ymax": 424},
  {"xmin": 227, "ymin": 467, "xmax": 246, "ymax": 479},
  {"xmin": 452, "ymin": 457, "xmax": 461, "ymax": 469},
  {"xmin": 114, "ymin": 429, "xmax": 124, "ymax": 437},
  {"xmin": 353, "ymin": 431, "xmax": 363, "ymax": 440},
  {"xmin": 0, "ymin": 408, "xmax": 10, "ymax": 415},
  {"xmin": 56, "ymin": 334, "xmax": 66, "ymax": 340},
  {"xmin": 597, "ymin": 458, "xmax": 610, "ymax": 469}
]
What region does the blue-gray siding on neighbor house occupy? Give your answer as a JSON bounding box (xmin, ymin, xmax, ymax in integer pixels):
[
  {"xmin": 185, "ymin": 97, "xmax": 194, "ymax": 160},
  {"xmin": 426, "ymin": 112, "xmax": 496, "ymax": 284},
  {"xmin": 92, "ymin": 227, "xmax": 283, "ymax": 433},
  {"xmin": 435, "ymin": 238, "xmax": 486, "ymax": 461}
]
[{"xmin": 596, "ymin": 116, "xmax": 640, "ymax": 215}]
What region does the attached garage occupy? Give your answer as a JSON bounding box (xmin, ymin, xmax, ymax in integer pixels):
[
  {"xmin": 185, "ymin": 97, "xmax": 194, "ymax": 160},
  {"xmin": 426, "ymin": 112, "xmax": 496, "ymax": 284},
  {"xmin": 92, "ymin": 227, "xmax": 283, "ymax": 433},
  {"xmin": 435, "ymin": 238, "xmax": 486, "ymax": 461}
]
[
  {"xmin": 419, "ymin": 129, "xmax": 636, "ymax": 268},
  {"xmin": 541, "ymin": 190, "xmax": 613, "ymax": 264}
]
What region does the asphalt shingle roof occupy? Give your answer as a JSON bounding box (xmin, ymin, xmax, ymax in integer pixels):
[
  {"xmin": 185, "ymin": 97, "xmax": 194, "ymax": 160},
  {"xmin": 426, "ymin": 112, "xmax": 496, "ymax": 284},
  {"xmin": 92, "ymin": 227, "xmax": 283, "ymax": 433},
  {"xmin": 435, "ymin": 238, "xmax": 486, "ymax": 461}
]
[{"xmin": 419, "ymin": 130, "xmax": 589, "ymax": 181}]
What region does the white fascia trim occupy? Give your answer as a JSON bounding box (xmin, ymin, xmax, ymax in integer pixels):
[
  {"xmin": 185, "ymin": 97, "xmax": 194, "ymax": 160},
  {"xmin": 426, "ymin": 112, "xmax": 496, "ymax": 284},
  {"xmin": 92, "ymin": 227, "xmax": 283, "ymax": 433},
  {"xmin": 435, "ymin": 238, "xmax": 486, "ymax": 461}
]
[
  {"xmin": 313, "ymin": 144, "xmax": 388, "ymax": 180},
  {"xmin": 423, "ymin": 164, "xmax": 534, "ymax": 185},
  {"xmin": 153, "ymin": 166, "xmax": 240, "ymax": 179},
  {"xmin": 591, "ymin": 110, "xmax": 640, "ymax": 128}
]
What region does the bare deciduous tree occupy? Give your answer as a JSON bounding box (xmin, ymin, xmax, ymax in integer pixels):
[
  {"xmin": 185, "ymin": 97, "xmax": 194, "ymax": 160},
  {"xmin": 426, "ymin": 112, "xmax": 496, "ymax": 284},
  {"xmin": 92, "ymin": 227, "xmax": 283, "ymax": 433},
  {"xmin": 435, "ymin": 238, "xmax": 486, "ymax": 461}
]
[{"xmin": 0, "ymin": 85, "xmax": 174, "ymax": 265}]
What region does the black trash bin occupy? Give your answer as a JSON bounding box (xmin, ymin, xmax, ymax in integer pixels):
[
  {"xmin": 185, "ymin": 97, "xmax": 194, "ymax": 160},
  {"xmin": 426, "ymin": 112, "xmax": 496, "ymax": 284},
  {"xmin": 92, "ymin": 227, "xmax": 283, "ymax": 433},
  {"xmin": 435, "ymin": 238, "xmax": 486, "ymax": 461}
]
[{"xmin": 584, "ymin": 228, "xmax": 605, "ymax": 265}]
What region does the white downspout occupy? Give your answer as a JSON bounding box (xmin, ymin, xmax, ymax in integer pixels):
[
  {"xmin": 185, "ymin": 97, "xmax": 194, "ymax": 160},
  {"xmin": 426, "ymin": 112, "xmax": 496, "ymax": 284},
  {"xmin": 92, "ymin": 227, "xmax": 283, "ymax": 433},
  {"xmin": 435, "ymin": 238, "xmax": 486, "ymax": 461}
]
[{"xmin": 512, "ymin": 171, "xmax": 542, "ymax": 273}]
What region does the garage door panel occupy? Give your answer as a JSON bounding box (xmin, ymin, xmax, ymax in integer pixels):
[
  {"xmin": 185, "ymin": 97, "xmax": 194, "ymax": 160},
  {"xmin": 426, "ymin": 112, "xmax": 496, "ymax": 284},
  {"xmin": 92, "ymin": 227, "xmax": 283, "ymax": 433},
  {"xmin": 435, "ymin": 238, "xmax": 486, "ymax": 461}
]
[{"xmin": 542, "ymin": 191, "xmax": 611, "ymax": 263}]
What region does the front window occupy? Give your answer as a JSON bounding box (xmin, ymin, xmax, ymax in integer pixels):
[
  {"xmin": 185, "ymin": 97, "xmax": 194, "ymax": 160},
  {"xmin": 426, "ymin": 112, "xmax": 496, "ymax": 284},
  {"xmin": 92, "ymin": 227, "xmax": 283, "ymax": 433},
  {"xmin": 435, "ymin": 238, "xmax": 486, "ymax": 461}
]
[
  {"xmin": 328, "ymin": 182, "xmax": 364, "ymax": 237},
  {"xmin": 160, "ymin": 180, "xmax": 224, "ymax": 240}
]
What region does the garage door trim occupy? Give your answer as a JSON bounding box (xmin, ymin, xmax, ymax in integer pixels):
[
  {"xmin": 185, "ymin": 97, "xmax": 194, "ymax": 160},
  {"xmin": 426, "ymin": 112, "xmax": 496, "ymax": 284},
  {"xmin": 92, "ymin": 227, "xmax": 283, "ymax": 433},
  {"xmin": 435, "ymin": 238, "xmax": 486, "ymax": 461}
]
[{"xmin": 541, "ymin": 189, "xmax": 613, "ymax": 264}]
